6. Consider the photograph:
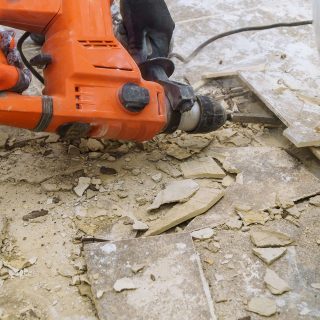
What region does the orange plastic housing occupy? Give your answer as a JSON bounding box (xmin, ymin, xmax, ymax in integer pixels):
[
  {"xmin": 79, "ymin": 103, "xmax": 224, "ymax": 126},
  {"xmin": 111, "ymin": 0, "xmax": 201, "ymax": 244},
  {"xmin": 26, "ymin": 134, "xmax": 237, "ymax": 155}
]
[{"xmin": 0, "ymin": 0, "xmax": 168, "ymax": 141}]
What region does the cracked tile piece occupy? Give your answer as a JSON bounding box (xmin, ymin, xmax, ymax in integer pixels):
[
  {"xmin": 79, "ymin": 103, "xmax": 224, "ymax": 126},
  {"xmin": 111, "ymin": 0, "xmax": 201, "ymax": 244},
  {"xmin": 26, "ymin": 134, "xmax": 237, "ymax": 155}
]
[
  {"xmin": 180, "ymin": 157, "xmax": 226, "ymax": 179},
  {"xmin": 309, "ymin": 195, "xmax": 320, "ymax": 206},
  {"xmin": 113, "ymin": 278, "xmax": 137, "ymax": 293},
  {"xmin": 145, "ymin": 188, "xmax": 224, "ymax": 236},
  {"xmin": 250, "ymin": 229, "xmax": 293, "ymax": 248},
  {"xmin": 264, "ymin": 269, "xmax": 291, "ymax": 295},
  {"xmin": 147, "ymin": 179, "xmax": 199, "ymax": 212},
  {"xmin": 252, "ymin": 247, "xmax": 287, "ymax": 265},
  {"xmin": 247, "ymin": 297, "xmax": 277, "ymax": 317},
  {"xmin": 236, "ymin": 209, "xmax": 269, "ymax": 226},
  {"xmin": 156, "ymin": 161, "xmax": 182, "ymax": 178},
  {"xmin": 74, "ymin": 177, "xmax": 91, "ymax": 197},
  {"xmin": 191, "ymin": 228, "xmax": 215, "ymax": 240}
]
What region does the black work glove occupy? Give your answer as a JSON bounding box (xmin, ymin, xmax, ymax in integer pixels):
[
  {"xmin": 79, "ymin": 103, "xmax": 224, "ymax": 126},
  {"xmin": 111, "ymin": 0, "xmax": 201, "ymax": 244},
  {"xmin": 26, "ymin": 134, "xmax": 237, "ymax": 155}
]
[{"xmin": 119, "ymin": 0, "xmax": 175, "ymax": 64}]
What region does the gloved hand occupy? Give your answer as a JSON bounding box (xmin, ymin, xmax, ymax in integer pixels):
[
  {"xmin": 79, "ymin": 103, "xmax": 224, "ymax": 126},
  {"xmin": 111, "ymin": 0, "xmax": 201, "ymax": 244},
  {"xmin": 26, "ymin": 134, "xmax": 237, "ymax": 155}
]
[
  {"xmin": 119, "ymin": 0, "xmax": 175, "ymax": 64},
  {"xmin": 0, "ymin": 30, "xmax": 31, "ymax": 93}
]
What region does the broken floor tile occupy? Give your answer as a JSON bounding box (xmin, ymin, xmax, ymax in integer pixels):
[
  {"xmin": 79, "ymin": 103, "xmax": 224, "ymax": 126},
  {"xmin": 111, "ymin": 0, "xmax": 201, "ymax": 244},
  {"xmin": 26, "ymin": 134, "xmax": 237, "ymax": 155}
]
[
  {"xmin": 264, "ymin": 269, "xmax": 291, "ymax": 295},
  {"xmin": 74, "ymin": 177, "xmax": 91, "ymax": 197},
  {"xmin": 156, "ymin": 161, "xmax": 182, "ymax": 178},
  {"xmin": 175, "ymin": 134, "xmax": 212, "ymax": 151},
  {"xmin": 131, "ymin": 264, "xmax": 145, "ymax": 274},
  {"xmin": 0, "ymin": 132, "xmax": 8, "ymax": 148},
  {"xmin": 161, "ymin": 134, "xmax": 212, "ymax": 160},
  {"xmin": 276, "ymin": 194, "xmax": 295, "ymax": 209},
  {"xmin": 165, "ymin": 144, "xmax": 194, "ymax": 160},
  {"xmin": 75, "ymin": 216, "xmax": 136, "ymax": 241},
  {"xmin": 147, "ymin": 179, "xmax": 199, "ymax": 212},
  {"xmin": 113, "ymin": 277, "xmax": 137, "ymax": 292},
  {"xmin": 252, "ymin": 247, "xmax": 287, "ymax": 265},
  {"xmin": 285, "ymin": 206, "xmax": 301, "ymax": 219},
  {"xmin": 180, "ymin": 157, "xmax": 226, "ymax": 179},
  {"xmin": 145, "ymin": 188, "xmax": 224, "ymax": 237},
  {"xmin": 225, "ymin": 217, "xmax": 243, "ymax": 230},
  {"xmin": 186, "ymin": 147, "xmax": 320, "ymax": 232},
  {"xmin": 250, "ymin": 229, "xmax": 293, "ymax": 248},
  {"xmin": 236, "ymin": 209, "xmax": 269, "ymax": 226},
  {"xmin": 309, "ymin": 195, "xmax": 320, "ymax": 207},
  {"xmin": 146, "ymin": 150, "xmax": 164, "ymax": 162},
  {"xmin": 3, "ymin": 257, "xmax": 37, "ymax": 272},
  {"xmin": 87, "ymin": 139, "xmax": 104, "ymax": 152},
  {"xmin": 311, "ymin": 283, "xmax": 320, "ymax": 290},
  {"xmin": 191, "ymin": 228, "xmax": 215, "ymax": 240},
  {"xmin": 222, "ymin": 175, "xmax": 235, "ymax": 187},
  {"xmin": 151, "ymin": 173, "xmax": 162, "ymax": 183},
  {"xmin": 247, "ymin": 297, "xmax": 277, "ymax": 317},
  {"xmin": 132, "ymin": 220, "xmax": 149, "ymax": 231},
  {"xmin": 84, "ymin": 233, "xmax": 216, "ymax": 320}
]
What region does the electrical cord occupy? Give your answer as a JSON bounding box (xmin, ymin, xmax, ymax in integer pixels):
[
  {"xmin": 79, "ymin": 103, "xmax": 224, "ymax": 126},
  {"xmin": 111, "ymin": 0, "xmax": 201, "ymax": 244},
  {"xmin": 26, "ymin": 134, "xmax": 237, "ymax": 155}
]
[
  {"xmin": 17, "ymin": 31, "xmax": 45, "ymax": 84},
  {"xmin": 170, "ymin": 20, "xmax": 313, "ymax": 63}
]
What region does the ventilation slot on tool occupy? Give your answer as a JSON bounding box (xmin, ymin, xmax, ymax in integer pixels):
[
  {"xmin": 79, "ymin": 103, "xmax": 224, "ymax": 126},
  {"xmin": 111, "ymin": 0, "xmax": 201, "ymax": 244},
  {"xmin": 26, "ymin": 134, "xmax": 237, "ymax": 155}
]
[
  {"xmin": 75, "ymin": 86, "xmax": 81, "ymax": 110},
  {"xmin": 93, "ymin": 65, "xmax": 133, "ymax": 72},
  {"xmin": 78, "ymin": 40, "xmax": 118, "ymax": 48}
]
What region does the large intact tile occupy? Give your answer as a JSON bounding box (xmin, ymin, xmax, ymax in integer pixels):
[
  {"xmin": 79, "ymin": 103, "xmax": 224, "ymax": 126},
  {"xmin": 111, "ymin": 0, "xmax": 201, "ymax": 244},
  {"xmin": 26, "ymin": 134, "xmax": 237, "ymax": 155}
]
[{"xmin": 84, "ymin": 233, "xmax": 217, "ymax": 320}]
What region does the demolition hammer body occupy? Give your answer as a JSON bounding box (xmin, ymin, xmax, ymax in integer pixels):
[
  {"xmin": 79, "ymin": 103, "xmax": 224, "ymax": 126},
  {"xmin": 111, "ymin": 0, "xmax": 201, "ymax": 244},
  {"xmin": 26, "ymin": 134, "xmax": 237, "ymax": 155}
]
[{"xmin": 0, "ymin": 0, "xmax": 226, "ymax": 141}]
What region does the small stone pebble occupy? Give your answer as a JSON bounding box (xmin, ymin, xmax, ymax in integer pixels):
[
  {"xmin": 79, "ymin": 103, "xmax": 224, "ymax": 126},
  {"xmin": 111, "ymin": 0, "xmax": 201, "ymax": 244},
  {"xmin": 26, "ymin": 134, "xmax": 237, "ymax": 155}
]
[
  {"xmin": 100, "ymin": 166, "xmax": 117, "ymax": 175},
  {"xmin": 151, "ymin": 173, "xmax": 162, "ymax": 183}
]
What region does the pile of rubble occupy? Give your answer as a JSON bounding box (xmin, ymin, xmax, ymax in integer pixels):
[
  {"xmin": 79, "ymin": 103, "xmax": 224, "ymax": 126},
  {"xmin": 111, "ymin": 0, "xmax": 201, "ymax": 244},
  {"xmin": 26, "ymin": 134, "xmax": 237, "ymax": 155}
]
[{"xmin": 0, "ymin": 120, "xmax": 319, "ymax": 319}]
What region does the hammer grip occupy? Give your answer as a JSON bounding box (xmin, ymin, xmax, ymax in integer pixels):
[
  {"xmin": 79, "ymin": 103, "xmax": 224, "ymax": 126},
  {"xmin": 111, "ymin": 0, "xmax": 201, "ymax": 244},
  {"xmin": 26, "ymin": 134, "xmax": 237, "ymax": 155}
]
[{"xmin": 0, "ymin": 64, "xmax": 19, "ymax": 91}]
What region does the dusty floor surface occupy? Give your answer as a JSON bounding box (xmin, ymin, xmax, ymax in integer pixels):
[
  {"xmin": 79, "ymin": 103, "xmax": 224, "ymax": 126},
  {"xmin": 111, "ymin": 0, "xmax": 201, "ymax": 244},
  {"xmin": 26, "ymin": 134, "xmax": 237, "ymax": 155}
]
[
  {"xmin": 0, "ymin": 1, "xmax": 320, "ymax": 320},
  {"xmin": 0, "ymin": 89, "xmax": 319, "ymax": 320}
]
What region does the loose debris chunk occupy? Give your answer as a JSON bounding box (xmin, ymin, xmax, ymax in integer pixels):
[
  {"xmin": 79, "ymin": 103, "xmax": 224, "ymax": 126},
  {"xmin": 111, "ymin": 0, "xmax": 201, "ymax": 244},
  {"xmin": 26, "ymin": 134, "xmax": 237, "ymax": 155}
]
[
  {"xmin": 247, "ymin": 297, "xmax": 277, "ymax": 317},
  {"xmin": 87, "ymin": 139, "xmax": 104, "ymax": 152},
  {"xmin": 0, "ymin": 132, "xmax": 9, "ymax": 148},
  {"xmin": 113, "ymin": 278, "xmax": 137, "ymax": 292},
  {"xmin": 145, "ymin": 188, "xmax": 224, "ymax": 236},
  {"xmin": 250, "ymin": 229, "xmax": 293, "ymax": 247},
  {"xmin": 147, "ymin": 179, "xmax": 199, "ymax": 212},
  {"xmin": 309, "ymin": 195, "xmax": 320, "ymax": 207},
  {"xmin": 22, "ymin": 209, "xmax": 48, "ymax": 221},
  {"xmin": 180, "ymin": 157, "xmax": 226, "ymax": 179},
  {"xmin": 132, "ymin": 220, "xmax": 149, "ymax": 231},
  {"xmin": 226, "ymin": 217, "xmax": 243, "ymax": 230},
  {"xmin": 264, "ymin": 269, "xmax": 291, "ymax": 295},
  {"xmin": 236, "ymin": 209, "xmax": 268, "ymax": 226},
  {"xmin": 311, "ymin": 283, "xmax": 320, "ymax": 290},
  {"xmin": 130, "ymin": 264, "xmax": 145, "ymax": 274},
  {"xmin": 191, "ymin": 228, "xmax": 215, "ymax": 240},
  {"xmin": 3, "ymin": 257, "xmax": 37, "ymax": 272},
  {"xmin": 156, "ymin": 161, "xmax": 182, "ymax": 178},
  {"xmin": 252, "ymin": 247, "xmax": 287, "ymax": 265},
  {"xmin": 74, "ymin": 177, "xmax": 91, "ymax": 197}
]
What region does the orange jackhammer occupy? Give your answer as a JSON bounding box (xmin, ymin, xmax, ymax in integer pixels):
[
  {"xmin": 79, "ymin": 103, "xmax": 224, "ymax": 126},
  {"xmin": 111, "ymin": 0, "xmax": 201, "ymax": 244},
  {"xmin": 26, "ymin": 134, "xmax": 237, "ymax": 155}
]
[{"xmin": 0, "ymin": 0, "xmax": 227, "ymax": 141}]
